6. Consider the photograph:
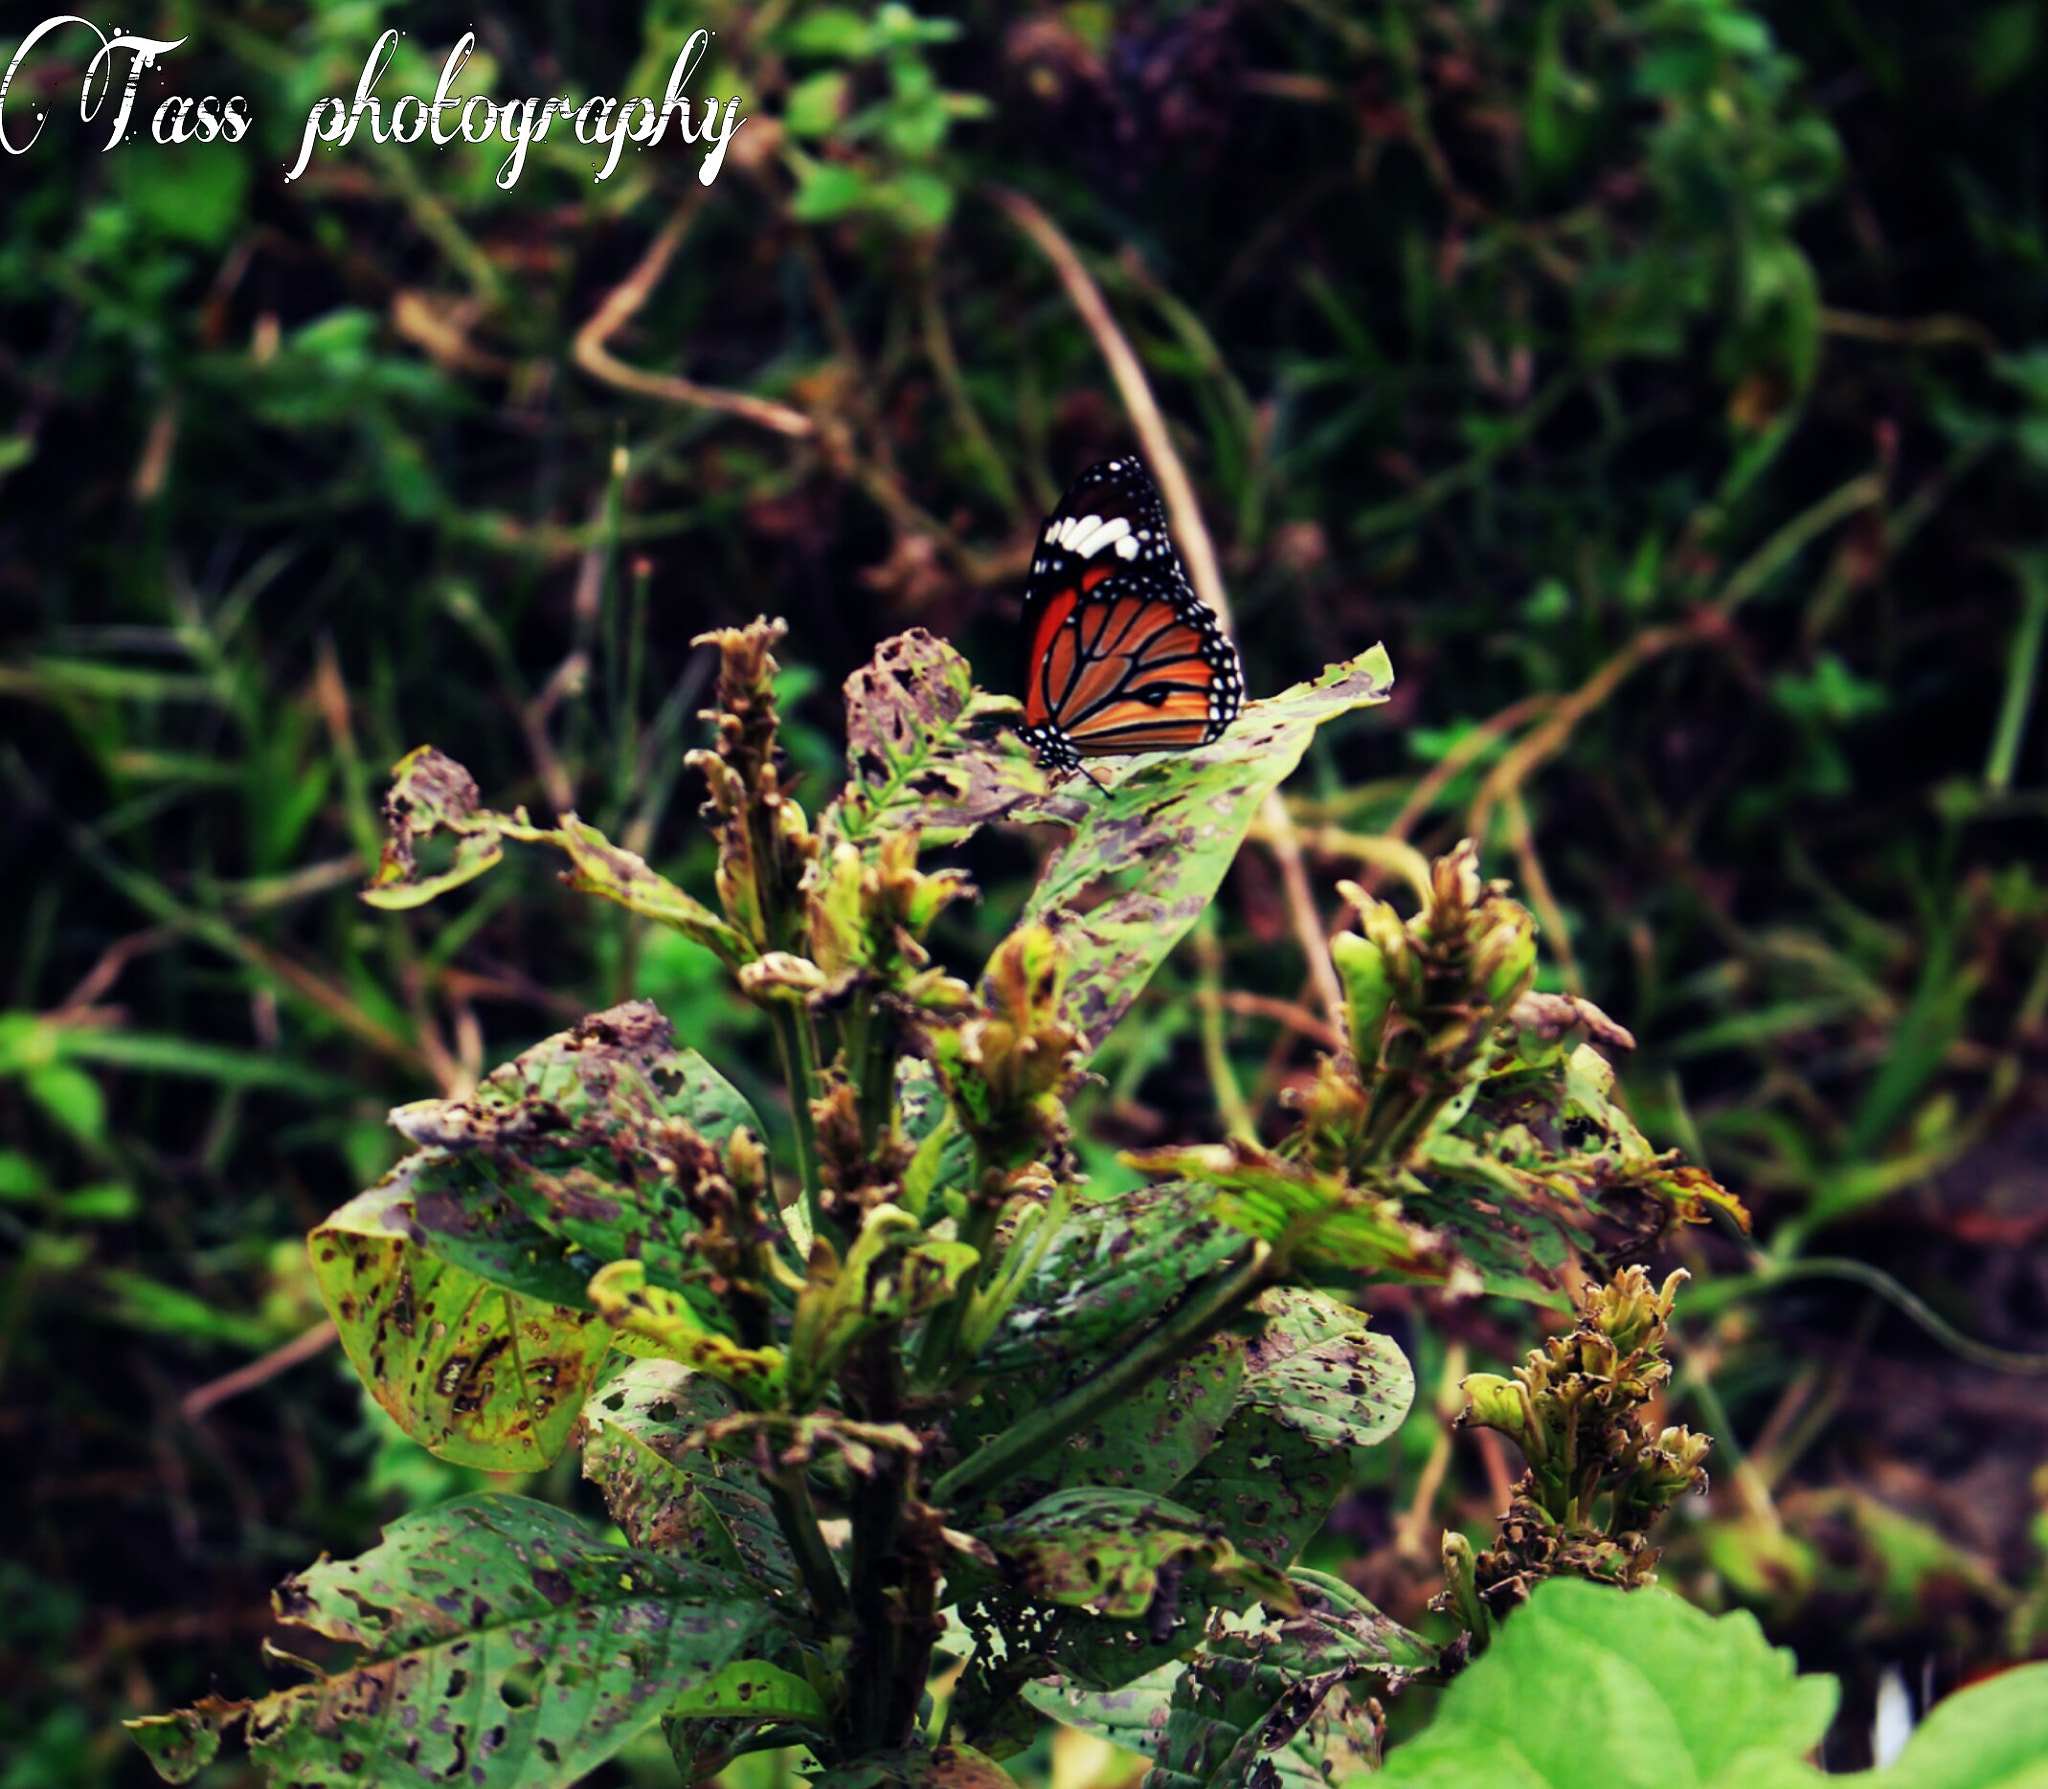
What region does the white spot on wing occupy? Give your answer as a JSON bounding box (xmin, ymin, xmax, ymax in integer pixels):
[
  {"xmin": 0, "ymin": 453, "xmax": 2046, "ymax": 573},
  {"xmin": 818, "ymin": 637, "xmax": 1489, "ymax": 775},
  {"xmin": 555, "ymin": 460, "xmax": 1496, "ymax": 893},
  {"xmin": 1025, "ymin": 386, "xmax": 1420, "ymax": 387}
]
[{"xmin": 1073, "ymin": 515, "xmax": 1132, "ymax": 558}]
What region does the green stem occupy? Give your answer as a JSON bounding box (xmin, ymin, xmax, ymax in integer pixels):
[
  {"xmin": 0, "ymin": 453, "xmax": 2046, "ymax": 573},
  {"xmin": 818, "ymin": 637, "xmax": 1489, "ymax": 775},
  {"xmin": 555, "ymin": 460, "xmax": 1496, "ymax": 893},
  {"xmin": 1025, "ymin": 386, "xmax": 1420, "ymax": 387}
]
[
  {"xmin": 1986, "ymin": 550, "xmax": 2048, "ymax": 795},
  {"xmin": 769, "ymin": 1003, "xmax": 832, "ymax": 1244},
  {"xmin": 841, "ymin": 1335, "xmax": 930, "ymax": 1756},
  {"xmin": 912, "ymin": 1173, "xmax": 1004, "ymax": 1388},
  {"xmin": 931, "ymin": 1243, "xmax": 1273, "ymax": 1509},
  {"xmin": 845, "ymin": 994, "xmax": 898, "ymax": 1159},
  {"xmin": 767, "ymin": 1475, "xmax": 850, "ymax": 1626}
]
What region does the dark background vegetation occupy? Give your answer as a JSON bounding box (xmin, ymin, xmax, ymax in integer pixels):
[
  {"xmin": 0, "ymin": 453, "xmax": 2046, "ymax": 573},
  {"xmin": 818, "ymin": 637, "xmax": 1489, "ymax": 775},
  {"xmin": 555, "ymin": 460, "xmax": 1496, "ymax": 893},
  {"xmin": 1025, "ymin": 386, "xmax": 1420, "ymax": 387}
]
[{"xmin": 4, "ymin": 1, "xmax": 2046, "ymax": 1782}]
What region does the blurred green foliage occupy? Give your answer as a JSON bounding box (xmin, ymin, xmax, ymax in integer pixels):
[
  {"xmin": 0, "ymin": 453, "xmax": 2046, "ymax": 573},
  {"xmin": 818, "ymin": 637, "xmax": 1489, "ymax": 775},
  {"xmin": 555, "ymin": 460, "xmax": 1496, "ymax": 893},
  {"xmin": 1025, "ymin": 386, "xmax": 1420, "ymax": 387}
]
[{"xmin": 3, "ymin": 0, "xmax": 2047, "ymax": 1782}]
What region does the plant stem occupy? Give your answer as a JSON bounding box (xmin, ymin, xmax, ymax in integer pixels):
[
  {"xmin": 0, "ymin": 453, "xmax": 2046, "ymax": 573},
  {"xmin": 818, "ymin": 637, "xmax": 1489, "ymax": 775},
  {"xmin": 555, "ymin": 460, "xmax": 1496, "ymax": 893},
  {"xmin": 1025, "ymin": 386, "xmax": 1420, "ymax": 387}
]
[
  {"xmin": 911, "ymin": 1171, "xmax": 1003, "ymax": 1388},
  {"xmin": 1987, "ymin": 550, "xmax": 2048, "ymax": 794},
  {"xmin": 843, "ymin": 1336, "xmax": 928, "ymax": 1755},
  {"xmin": 767, "ymin": 1475, "xmax": 850, "ymax": 1626},
  {"xmin": 931, "ymin": 1243, "xmax": 1273, "ymax": 1509},
  {"xmin": 769, "ymin": 1003, "xmax": 832, "ymax": 1244},
  {"xmin": 845, "ymin": 994, "xmax": 898, "ymax": 1159}
]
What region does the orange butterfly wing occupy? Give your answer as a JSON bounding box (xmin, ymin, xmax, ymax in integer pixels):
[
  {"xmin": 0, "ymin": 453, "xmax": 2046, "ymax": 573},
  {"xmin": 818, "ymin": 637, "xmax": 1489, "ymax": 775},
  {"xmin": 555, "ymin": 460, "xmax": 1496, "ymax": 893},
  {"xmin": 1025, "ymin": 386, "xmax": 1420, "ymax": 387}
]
[
  {"xmin": 1018, "ymin": 457, "xmax": 1243, "ymax": 771},
  {"xmin": 1026, "ymin": 573, "xmax": 1239, "ymax": 759}
]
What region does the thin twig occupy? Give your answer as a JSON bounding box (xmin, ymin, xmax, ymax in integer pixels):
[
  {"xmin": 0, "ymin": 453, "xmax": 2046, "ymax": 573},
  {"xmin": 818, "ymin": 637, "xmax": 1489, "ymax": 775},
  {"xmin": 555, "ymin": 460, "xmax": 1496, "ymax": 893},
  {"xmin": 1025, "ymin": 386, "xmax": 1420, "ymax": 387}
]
[
  {"xmin": 1499, "ymin": 786, "xmax": 1580, "ymax": 993},
  {"xmin": 1819, "ymin": 308, "xmax": 2002, "ymax": 354},
  {"xmin": 573, "ymin": 204, "xmax": 815, "ymax": 438},
  {"xmin": 1193, "ymin": 914, "xmax": 1256, "ymax": 1139},
  {"xmin": 990, "ymin": 185, "xmax": 1229, "ymax": 627},
  {"xmin": 181, "ymin": 1320, "xmax": 338, "ymax": 1422},
  {"xmin": 1468, "ymin": 619, "xmax": 1706, "ymax": 846},
  {"xmin": 1206, "ymin": 988, "xmax": 1342, "ymax": 1050},
  {"xmin": 1385, "ymin": 693, "xmax": 1556, "ymax": 847},
  {"xmin": 1393, "ymin": 1339, "xmax": 1466, "ymax": 1561}
]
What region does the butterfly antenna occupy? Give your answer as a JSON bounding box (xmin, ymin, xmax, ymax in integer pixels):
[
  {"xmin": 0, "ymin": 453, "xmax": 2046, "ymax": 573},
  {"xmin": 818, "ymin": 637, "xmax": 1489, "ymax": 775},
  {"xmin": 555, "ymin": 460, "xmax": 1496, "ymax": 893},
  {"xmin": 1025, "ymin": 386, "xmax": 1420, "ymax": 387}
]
[{"xmin": 1080, "ymin": 764, "xmax": 1109, "ymax": 794}]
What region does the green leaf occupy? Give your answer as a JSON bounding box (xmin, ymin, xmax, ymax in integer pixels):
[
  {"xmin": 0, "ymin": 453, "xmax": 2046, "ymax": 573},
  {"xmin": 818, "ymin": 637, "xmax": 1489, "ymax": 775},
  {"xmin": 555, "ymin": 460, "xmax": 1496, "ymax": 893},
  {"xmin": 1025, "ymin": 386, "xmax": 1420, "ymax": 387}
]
[
  {"xmin": 362, "ymin": 746, "xmax": 506, "ymax": 907},
  {"xmin": 976, "ymin": 1182, "xmax": 1241, "ymax": 1373},
  {"xmin": 954, "ymin": 1331, "xmax": 1245, "ymax": 1512},
  {"xmin": 1226, "ymin": 1287, "xmax": 1413, "ymax": 1451},
  {"xmin": 783, "ymin": 6, "xmax": 875, "ymax": 57},
  {"xmin": 124, "ymin": 1697, "xmax": 238, "ymax": 1783},
  {"xmin": 1373, "ymin": 1578, "xmax": 1837, "ymax": 1789},
  {"xmin": 1030, "ymin": 1573, "xmax": 1430, "ymax": 1785},
  {"xmin": 821, "ymin": 629, "xmax": 1046, "ymax": 853},
  {"xmin": 579, "ymin": 1356, "xmax": 799, "ymax": 1592},
  {"xmin": 1023, "ymin": 1662, "xmax": 1179, "ymax": 1758},
  {"xmin": 1261, "ymin": 1568, "xmax": 1436, "ymax": 1675},
  {"xmin": 972, "ymin": 1487, "xmax": 1290, "ymax": 1620},
  {"xmin": 1173, "ymin": 1288, "xmax": 1413, "ymax": 1567},
  {"xmin": 310, "ymin": 1183, "xmax": 613, "ymax": 1470},
  {"xmin": 900, "ymin": 1059, "xmax": 972, "ymax": 1218},
  {"xmin": 589, "ymin": 1261, "xmax": 789, "ymax": 1405},
  {"xmin": 552, "ymin": 818, "xmax": 752, "ymax": 964},
  {"xmin": 1148, "ymin": 1582, "xmax": 1415, "ymax": 1789},
  {"xmin": 785, "ymin": 69, "xmax": 850, "ymax": 138},
  {"xmin": 1416, "ymin": 1015, "xmax": 1748, "ymax": 1278},
  {"xmin": 0, "ymin": 1149, "xmax": 45, "ymax": 1200},
  {"xmin": 130, "ymin": 1496, "xmax": 776, "ymax": 1787},
  {"xmin": 389, "ymin": 1002, "xmax": 767, "ymax": 1312},
  {"xmin": 26, "ymin": 1063, "xmax": 106, "ymax": 1148},
  {"xmin": 116, "ymin": 142, "xmax": 249, "ymax": 247},
  {"xmin": 881, "ymin": 169, "xmax": 955, "ymax": 232},
  {"xmin": 790, "ymin": 159, "xmax": 876, "ymax": 223},
  {"xmin": 1012, "ymin": 645, "xmax": 1392, "ymax": 1045},
  {"xmin": 668, "ymin": 1659, "xmax": 830, "ymax": 1727},
  {"xmin": 1138, "ymin": 1140, "xmax": 1453, "ymax": 1280},
  {"xmin": 364, "ymin": 751, "xmax": 748, "ymax": 963}
]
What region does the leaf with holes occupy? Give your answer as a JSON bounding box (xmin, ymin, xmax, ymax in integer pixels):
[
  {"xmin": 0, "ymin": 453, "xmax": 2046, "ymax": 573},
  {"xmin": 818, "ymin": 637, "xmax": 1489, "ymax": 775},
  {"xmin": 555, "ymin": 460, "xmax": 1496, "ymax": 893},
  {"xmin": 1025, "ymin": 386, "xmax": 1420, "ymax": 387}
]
[
  {"xmin": 310, "ymin": 1181, "xmax": 611, "ymax": 1470},
  {"xmin": 589, "ymin": 1261, "xmax": 788, "ymax": 1406},
  {"xmin": 389, "ymin": 1002, "xmax": 765, "ymax": 1313},
  {"xmin": 1172, "ymin": 1287, "xmax": 1414, "ymax": 1566},
  {"xmin": 970, "ymin": 1488, "xmax": 1291, "ymax": 1621},
  {"xmin": 1135, "ymin": 1139, "xmax": 1456, "ymax": 1282},
  {"xmin": 579, "ymin": 1357, "xmax": 798, "ymax": 1592},
  {"xmin": 1023, "ymin": 1662, "xmax": 1180, "ymax": 1762},
  {"xmin": 821, "ymin": 629, "xmax": 1046, "ymax": 852},
  {"xmin": 975, "ymin": 1182, "xmax": 1243, "ymax": 1374},
  {"xmin": 362, "ymin": 745, "xmax": 507, "ymax": 907},
  {"xmin": 667, "ymin": 1659, "xmax": 830, "ymax": 1727},
  {"xmin": 128, "ymin": 1496, "xmax": 776, "ymax": 1787},
  {"xmin": 1007, "ymin": 645, "xmax": 1392, "ymax": 1044},
  {"xmin": 363, "ymin": 749, "xmax": 747, "ymax": 961},
  {"xmin": 1045, "ymin": 1576, "xmax": 1426, "ymax": 1789},
  {"xmin": 949, "ymin": 1331, "xmax": 1244, "ymax": 1521}
]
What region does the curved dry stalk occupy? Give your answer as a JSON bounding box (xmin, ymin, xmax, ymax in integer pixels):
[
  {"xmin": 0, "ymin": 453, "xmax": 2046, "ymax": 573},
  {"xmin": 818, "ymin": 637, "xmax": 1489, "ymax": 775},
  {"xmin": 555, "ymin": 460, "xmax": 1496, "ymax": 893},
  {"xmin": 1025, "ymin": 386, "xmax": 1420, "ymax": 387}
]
[
  {"xmin": 991, "ymin": 181, "xmax": 1347, "ymax": 1025},
  {"xmin": 988, "ymin": 184, "xmax": 1230, "ymax": 628},
  {"xmin": 1468, "ymin": 618, "xmax": 1707, "ymax": 846},
  {"xmin": 573, "ymin": 203, "xmax": 815, "ymax": 438},
  {"xmin": 181, "ymin": 1320, "xmax": 338, "ymax": 1422},
  {"xmin": 1385, "ymin": 692, "xmax": 1558, "ymax": 848}
]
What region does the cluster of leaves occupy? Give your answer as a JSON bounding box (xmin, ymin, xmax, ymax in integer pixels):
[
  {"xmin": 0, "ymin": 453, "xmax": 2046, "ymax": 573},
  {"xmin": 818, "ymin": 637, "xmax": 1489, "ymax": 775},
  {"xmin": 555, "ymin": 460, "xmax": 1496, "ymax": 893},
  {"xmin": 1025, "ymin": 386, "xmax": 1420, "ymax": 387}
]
[{"xmin": 131, "ymin": 621, "xmax": 1752, "ymax": 1786}]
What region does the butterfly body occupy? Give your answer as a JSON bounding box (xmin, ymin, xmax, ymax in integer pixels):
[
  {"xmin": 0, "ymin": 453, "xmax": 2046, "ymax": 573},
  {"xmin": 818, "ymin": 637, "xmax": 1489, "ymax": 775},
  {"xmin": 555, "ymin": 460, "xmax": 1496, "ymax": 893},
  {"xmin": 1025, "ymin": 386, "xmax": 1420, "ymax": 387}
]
[{"xmin": 1018, "ymin": 457, "xmax": 1243, "ymax": 776}]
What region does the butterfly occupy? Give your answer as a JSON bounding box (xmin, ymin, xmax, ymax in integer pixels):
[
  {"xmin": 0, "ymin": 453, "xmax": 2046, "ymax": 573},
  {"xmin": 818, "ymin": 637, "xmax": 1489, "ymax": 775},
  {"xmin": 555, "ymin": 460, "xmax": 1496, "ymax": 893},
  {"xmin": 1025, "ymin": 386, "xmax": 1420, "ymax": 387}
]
[{"xmin": 1016, "ymin": 456, "xmax": 1244, "ymax": 780}]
